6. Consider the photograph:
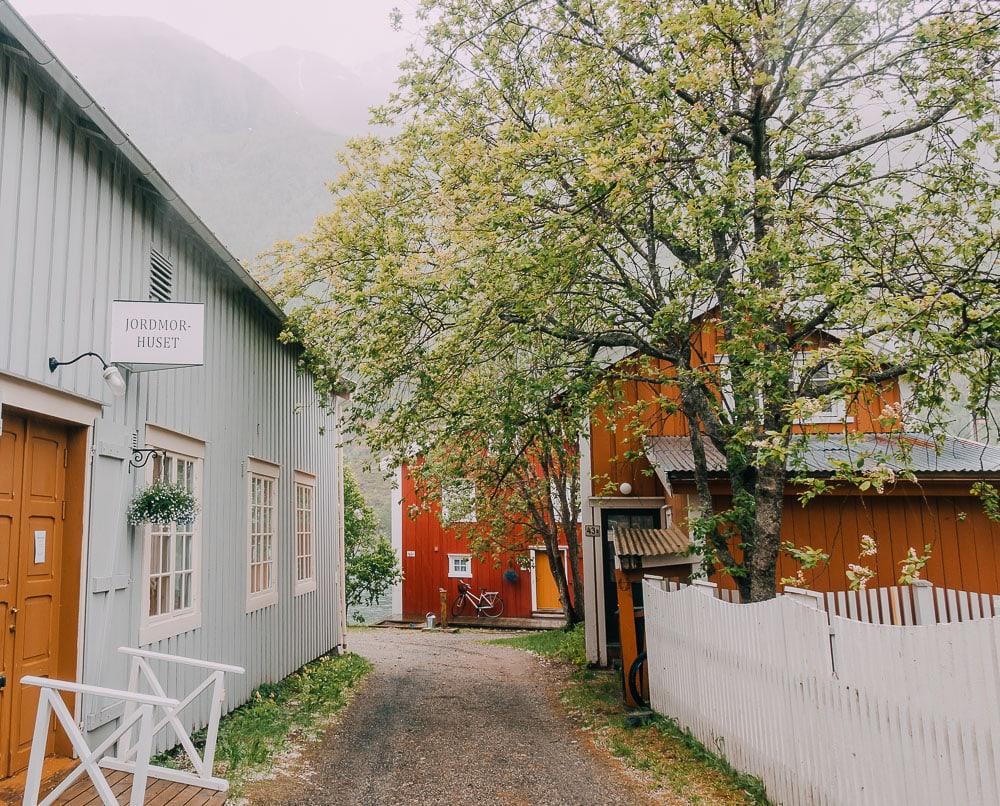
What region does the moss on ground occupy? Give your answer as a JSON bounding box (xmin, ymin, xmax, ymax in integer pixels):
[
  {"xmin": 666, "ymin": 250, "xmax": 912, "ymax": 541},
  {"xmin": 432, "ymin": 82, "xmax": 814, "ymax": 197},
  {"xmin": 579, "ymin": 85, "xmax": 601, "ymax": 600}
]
[
  {"xmin": 153, "ymin": 651, "xmax": 371, "ymax": 796},
  {"xmin": 489, "ymin": 626, "xmax": 771, "ymax": 805}
]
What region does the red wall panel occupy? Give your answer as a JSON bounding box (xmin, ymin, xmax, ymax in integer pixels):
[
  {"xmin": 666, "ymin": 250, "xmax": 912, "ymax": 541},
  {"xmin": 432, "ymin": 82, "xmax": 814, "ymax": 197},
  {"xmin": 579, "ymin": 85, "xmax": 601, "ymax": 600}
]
[{"xmin": 400, "ymin": 464, "xmax": 579, "ymax": 618}]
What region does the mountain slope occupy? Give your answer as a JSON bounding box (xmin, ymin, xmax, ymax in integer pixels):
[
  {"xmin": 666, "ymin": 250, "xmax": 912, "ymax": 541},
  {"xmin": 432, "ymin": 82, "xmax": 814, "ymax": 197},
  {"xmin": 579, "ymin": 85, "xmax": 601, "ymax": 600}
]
[
  {"xmin": 29, "ymin": 15, "xmax": 346, "ymax": 260},
  {"xmin": 242, "ymin": 46, "xmax": 401, "ymax": 135}
]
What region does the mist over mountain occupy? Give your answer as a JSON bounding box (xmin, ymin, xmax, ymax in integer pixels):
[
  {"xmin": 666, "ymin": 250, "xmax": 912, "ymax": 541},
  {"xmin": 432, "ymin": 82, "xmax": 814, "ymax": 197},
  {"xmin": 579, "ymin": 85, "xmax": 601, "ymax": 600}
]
[
  {"xmin": 242, "ymin": 46, "xmax": 401, "ymax": 135},
  {"xmin": 29, "ymin": 14, "xmax": 352, "ymax": 261}
]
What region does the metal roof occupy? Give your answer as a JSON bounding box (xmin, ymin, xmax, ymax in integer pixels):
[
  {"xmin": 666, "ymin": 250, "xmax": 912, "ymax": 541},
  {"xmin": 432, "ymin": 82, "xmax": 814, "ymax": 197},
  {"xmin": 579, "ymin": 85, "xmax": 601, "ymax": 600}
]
[
  {"xmin": 0, "ymin": 3, "xmax": 285, "ymax": 321},
  {"xmin": 645, "ymin": 433, "xmax": 1000, "ymax": 478},
  {"xmin": 611, "ymin": 526, "xmax": 690, "ymax": 558}
]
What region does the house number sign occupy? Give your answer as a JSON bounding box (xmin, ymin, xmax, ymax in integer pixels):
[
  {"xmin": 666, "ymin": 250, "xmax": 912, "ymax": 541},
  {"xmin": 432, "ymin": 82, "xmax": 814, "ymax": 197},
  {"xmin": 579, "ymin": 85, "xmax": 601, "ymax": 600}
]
[{"xmin": 109, "ymin": 300, "xmax": 205, "ymax": 370}]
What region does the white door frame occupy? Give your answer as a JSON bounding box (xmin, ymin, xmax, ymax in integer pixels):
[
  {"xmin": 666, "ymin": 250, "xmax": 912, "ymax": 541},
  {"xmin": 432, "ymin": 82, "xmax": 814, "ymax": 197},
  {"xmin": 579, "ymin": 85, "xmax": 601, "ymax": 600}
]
[{"xmin": 529, "ymin": 545, "xmax": 569, "ymax": 613}]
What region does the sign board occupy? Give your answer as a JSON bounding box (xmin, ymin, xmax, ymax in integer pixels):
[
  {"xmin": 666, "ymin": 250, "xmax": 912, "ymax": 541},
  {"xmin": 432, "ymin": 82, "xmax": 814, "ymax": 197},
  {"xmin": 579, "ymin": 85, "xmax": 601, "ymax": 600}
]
[
  {"xmin": 34, "ymin": 530, "xmax": 46, "ymax": 564},
  {"xmin": 109, "ymin": 301, "xmax": 204, "ymax": 371},
  {"xmin": 584, "ymin": 524, "xmax": 602, "ymax": 542}
]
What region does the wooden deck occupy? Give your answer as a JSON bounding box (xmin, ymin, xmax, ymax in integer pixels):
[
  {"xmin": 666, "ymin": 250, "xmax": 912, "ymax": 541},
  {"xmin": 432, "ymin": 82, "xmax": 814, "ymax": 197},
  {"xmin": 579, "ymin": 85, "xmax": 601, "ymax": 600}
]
[{"xmin": 0, "ymin": 767, "xmax": 227, "ymax": 805}]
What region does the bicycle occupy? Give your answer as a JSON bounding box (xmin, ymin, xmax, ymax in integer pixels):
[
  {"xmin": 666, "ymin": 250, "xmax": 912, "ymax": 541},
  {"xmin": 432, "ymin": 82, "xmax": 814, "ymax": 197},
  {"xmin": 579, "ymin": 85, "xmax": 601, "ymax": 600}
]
[{"xmin": 451, "ymin": 581, "xmax": 505, "ymax": 618}]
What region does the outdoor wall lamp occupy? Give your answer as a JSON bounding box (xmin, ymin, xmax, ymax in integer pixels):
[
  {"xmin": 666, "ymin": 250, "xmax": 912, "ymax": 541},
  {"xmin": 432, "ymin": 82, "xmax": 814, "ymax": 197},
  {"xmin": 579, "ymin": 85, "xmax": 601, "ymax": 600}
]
[{"xmin": 48, "ymin": 352, "xmax": 127, "ymax": 398}]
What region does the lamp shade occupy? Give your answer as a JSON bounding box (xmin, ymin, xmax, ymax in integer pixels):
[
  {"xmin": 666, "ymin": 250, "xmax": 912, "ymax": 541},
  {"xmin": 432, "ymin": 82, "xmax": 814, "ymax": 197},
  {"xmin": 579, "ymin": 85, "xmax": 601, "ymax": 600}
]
[{"xmin": 102, "ymin": 365, "xmax": 127, "ymax": 398}]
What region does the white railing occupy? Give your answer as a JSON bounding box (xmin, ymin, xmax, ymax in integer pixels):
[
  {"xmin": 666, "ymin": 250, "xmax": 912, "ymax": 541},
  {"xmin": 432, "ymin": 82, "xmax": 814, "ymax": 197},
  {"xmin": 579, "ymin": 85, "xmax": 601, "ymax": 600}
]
[
  {"xmin": 101, "ymin": 647, "xmax": 245, "ymax": 792},
  {"xmin": 644, "ymin": 579, "xmax": 1000, "ymax": 805},
  {"xmin": 21, "ymin": 677, "xmax": 179, "ymax": 806}
]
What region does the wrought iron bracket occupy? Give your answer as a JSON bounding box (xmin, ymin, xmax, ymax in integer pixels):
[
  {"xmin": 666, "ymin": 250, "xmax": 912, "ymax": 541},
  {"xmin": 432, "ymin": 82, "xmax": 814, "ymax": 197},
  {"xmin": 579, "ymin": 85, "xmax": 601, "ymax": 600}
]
[{"xmin": 129, "ymin": 447, "xmax": 163, "ymax": 473}]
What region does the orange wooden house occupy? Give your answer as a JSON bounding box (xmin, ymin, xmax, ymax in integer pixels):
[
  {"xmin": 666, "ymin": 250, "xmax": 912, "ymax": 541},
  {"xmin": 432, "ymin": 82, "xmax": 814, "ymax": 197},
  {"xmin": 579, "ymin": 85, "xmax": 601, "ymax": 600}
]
[
  {"xmin": 389, "ymin": 464, "xmax": 580, "ymax": 620},
  {"xmin": 579, "ymin": 326, "xmax": 1000, "ymax": 666}
]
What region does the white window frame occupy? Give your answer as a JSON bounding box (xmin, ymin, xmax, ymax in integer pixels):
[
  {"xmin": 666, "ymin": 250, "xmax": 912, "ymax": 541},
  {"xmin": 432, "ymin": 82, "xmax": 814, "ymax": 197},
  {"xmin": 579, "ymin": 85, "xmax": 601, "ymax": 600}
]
[
  {"xmin": 246, "ymin": 457, "xmax": 281, "ymax": 612},
  {"xmin": 793, "ymin": 352, "xmax": 851, "ymax": 424},
  {"xmin": 293, "ymin": 470, "xmax": 317, "ymax": 596},
  {"xmin": 447, "ymin": 553, "xmax": 473, "ymax": 578},
  {"xmin": 139, "ymin": 425, "xmax": 204, "ymax": 645},
  {"xmin": 441, "ymin": 479, "xmax": 477, "ymax": 524}
]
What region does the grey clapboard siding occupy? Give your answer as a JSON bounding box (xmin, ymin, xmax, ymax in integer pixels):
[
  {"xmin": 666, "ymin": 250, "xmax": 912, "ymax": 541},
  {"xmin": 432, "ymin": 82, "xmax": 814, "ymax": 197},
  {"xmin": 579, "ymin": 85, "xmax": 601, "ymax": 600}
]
[{"xmin": 0, "ymin": 39, "xmax": 344, "ymax": 749}]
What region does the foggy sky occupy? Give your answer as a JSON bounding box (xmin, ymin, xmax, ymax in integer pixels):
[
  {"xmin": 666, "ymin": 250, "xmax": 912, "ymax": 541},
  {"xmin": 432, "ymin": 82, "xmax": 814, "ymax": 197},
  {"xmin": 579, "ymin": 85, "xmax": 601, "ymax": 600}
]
[{"xmin": 10, "ymin": 0, "xmax": 417, "ymax": 67}]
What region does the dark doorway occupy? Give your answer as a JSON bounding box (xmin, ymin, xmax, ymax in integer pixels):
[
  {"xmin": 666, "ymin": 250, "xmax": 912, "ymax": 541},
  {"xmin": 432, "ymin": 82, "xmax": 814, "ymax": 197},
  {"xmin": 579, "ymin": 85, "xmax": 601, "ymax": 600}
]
[{"xmin": 600, "ymin": 508, "xmax": 659, "ymax": 660}]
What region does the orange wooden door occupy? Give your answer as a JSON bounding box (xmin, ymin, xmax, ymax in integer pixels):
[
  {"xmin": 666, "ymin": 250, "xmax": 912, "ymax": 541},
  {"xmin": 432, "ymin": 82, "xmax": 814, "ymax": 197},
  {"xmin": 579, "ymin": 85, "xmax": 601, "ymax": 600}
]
[
  {"xmin": 0, "ymin": 414, "xmax": 26, "ymax": 779},
  {"xmin": 534, "ymin": 551, "xmax": 563, "ymax": 611},
  {"xmin": 0, "ymin": 415, "xmax": 68, "ymax": 776}
]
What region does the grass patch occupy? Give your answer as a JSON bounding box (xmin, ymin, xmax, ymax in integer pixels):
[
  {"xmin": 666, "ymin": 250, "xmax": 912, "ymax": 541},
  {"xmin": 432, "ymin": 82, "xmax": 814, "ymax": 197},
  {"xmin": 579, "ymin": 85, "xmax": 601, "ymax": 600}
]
[
  {"xmin": 153, "ymin": 651, "xmax": 371, "ymax": 796},
  {"xmin": 490, "ymin": 626, "xmax": 770, "ymax": 805}
]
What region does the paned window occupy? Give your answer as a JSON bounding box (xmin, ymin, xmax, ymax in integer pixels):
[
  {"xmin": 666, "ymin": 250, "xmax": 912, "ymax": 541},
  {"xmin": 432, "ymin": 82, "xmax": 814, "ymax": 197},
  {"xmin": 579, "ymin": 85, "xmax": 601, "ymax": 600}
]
[
  {"xmin": 294, "ymin": 471, "xmax": 316, "ymax": 595},
  {"xmin": 441, "ymin": 479, "xmax": 476, "ymax": 524},
  {"xmin": 247, "ymin": 459, "xmax": 280, "ymax": 610},
  {"xmin": 448, "ymin": 554, "xmax": 472, "ymax": 578},
  {"xmin": 139, "ymin": 426, "xmax": 203, "ymax": 645}
]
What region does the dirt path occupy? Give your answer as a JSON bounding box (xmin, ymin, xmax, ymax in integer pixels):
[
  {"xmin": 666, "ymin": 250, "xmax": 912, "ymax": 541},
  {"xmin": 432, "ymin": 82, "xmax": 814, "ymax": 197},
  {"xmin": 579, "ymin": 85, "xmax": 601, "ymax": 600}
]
[{"xmin": 244, "ymin": 628, "xmax": 649, "ymax": 806}]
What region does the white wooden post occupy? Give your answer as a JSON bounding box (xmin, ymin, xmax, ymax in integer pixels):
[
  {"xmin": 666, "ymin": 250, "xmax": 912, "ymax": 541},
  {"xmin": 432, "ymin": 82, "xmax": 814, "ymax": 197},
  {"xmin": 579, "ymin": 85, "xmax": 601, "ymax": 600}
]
[
  {"xmin": 117, "ymin": 654, "xmax": 141, "ymax": 764},
  {"xmin": 201, "ymin": 671, "xmax": 225, "ymax": 774},
  {"xmin": 22, "ymin": 689, "xmax": 53, "ymax": 806},
  {"xmin": 128, "ymin": 704, "xmax": 154, "ymax": 806},
  {"xmin": 912, "ymin": 580, "xmax": 936, "ymax": 625}
]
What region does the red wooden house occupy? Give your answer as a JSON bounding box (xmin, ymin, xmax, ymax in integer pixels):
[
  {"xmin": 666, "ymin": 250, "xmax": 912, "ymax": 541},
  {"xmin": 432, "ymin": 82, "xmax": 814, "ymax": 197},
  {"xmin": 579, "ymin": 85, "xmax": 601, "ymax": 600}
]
[
  {"xmin": 389, "ymin": 463, "xmax": 579, "ymax": 620},
  {"xmin": 579, "ymin": 324, "xmax": 1000, "ymax": 665}
]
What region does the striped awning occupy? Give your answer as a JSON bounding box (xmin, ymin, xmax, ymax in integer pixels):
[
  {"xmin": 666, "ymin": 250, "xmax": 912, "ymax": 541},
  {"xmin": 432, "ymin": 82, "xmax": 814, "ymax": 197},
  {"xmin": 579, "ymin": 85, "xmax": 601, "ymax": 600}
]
[{"xmin": 612, "ymin": 526, "xmax": 690, "ymax": 559}]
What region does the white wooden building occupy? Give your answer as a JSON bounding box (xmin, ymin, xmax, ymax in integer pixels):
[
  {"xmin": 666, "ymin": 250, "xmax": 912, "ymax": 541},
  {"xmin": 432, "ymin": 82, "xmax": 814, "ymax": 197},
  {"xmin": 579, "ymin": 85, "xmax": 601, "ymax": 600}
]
[{"xmin": 0, "ymin": 2, "xmax": 346, "ymax": 783}]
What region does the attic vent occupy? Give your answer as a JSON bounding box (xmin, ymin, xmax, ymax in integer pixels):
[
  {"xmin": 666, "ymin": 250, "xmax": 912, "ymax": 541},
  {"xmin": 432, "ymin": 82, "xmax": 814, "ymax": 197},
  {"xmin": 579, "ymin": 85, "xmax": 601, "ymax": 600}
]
[{"xmin": 149, "ymin": 248, "xmax": 173, "ymax": 302}]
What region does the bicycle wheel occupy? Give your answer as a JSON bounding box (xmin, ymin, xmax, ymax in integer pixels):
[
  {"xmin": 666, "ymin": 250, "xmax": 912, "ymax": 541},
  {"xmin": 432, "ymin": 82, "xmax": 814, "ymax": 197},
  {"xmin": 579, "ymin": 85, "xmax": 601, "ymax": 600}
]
[
  {"xmin": 451, "ymin": 595, "xmax": 467, "ymax": 617},
  {"xmin": 627, "ymin": 651, "xmax": 648, "ymax": 708},
  {"xmin": 482, "ymin": 595, "xmax": 504, "ymax": 618}
]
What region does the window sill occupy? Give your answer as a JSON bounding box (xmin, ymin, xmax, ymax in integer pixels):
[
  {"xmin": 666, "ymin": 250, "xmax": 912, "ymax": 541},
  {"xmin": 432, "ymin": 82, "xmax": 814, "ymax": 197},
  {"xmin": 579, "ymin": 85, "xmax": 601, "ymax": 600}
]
[
  {"xmin": 139, "ymin": 610, "xmax": 201, "ymax": 646},
  {"xmin": 246, "ymin": 589, "xmax": 279, "ymax": 613},
  {"xmin": 294, "ymin": 579, "xmax": 317, "ymax": 597},
  {"xmin": 447, "ymin": 571, "xmax": 473, "ymax": 579}
]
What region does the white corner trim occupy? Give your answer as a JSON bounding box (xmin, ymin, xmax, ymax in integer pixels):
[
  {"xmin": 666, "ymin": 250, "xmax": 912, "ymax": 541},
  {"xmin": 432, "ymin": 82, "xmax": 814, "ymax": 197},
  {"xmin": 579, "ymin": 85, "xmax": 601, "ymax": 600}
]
[{"xmin": 390, "ymin": 466, "xmax": 403, "ymax": 615}]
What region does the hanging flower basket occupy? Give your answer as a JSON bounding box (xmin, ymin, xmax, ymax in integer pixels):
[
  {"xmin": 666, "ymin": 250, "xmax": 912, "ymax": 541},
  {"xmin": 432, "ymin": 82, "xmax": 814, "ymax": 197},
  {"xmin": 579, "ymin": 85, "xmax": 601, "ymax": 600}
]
[
  {"xmin": 503, "ymin": 568, "xmax": 520, "ymax": 584},
  {"xmin": 127, "ymin": 482, "xmax": 198, "ymax": 525}
]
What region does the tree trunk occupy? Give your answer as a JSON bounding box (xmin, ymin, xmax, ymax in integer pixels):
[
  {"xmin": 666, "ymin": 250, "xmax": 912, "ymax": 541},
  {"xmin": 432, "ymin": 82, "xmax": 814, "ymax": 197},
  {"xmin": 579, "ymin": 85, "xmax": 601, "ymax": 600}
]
[
  {"xmin": 542, "ymin": 528, "xmax": 579, "ymax": 625},
  {"xmin": 747, "ymin": 460, "xmax": 785, "ymax": 601},
  {"xmin": 562, "ymin": 517, "xmax": 585, "ymax": 622}
]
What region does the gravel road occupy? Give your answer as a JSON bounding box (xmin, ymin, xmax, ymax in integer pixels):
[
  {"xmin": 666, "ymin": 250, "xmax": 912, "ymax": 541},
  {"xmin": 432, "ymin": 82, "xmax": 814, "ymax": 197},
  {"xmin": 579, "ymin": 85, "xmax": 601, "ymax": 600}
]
[{"xmin": 245, "ymin": 627, "xmax": 650, "ymax": 806}]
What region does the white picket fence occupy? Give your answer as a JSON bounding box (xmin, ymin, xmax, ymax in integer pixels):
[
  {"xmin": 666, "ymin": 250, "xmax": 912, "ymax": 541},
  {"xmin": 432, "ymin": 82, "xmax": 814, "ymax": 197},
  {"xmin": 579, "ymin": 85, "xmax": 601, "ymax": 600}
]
[
  {"xmin": 655, "ymin": 578, "xmax": 999, "ymax": 624},
  {"xmin": 645, "ymin": 579, "xmax": 1000, "ymax": 805}
]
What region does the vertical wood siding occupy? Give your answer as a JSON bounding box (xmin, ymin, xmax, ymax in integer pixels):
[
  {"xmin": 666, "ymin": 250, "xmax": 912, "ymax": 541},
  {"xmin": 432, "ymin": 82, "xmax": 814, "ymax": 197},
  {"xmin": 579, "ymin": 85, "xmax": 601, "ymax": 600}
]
[
  {"xmin": 0, "ymin": 48, "xmax": 342, "ymax": 747},
  {"xmin": 588, "ymin": 324, "xmax": 901, "ymax": 492}
]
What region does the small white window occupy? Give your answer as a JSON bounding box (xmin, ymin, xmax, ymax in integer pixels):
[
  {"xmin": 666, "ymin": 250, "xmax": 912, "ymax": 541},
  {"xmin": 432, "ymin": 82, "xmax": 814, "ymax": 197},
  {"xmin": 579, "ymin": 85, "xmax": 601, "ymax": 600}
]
[
  {"xmin": 294, "ymin": 471, "xmax": 317, "ymax": 595},
  {"xmin": 448, "ymin": 554, "xmax": 472, "ymax": 578},
  {"xmin": 247, "ymin": 458, "xmax": 280, "ymax": 611},
  {"xmin": 794, "ymin": 352, "xmax": 848, "ymax": 423},
  {"xmin": 139, "ymin": 426, "xmax": 204, "ymax": 645},
  {"xmin": 441, "ymin": 479, "xmax": 476, "ymax": 523}
]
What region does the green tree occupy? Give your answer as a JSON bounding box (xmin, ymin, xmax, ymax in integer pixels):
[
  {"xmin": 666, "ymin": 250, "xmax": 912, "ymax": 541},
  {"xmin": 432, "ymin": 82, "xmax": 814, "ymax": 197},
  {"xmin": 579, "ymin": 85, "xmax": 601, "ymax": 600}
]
[
  {"xmin": 344, "ymin": 467, "xmax": 401, "ymax": 611},
  {"xmin": 273, "ymin": 0, "xmax": 1000, "ymax": 602}
]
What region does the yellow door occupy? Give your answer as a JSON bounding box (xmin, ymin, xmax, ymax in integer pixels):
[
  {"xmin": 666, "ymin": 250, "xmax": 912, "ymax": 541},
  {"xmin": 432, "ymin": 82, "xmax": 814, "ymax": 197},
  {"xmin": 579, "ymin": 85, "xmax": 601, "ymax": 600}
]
[
  {"xmin": 534, "ymin": 550, "xmax": 564, "ymax": 612},
  {"xmin": 0, "ymin": 414, "xmax": 69, "ymax": 777}
]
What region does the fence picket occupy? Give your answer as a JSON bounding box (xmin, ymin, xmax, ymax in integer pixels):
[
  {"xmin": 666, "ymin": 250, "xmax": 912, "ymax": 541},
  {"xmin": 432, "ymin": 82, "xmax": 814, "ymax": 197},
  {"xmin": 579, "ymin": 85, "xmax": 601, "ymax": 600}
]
[{"xmin": 644, "ymin": 581, "xmax": 1000, "ymax": 805}]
